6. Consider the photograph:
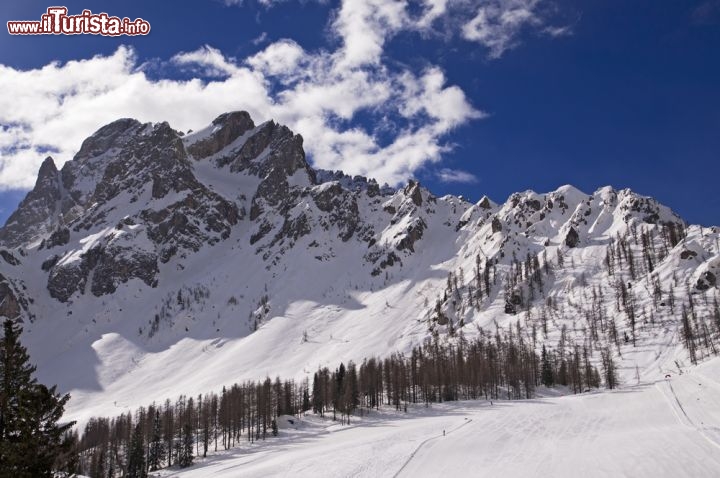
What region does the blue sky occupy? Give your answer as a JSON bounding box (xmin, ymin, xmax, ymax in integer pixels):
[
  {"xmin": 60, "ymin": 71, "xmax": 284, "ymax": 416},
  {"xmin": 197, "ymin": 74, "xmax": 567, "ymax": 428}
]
[{"xmin": 0, "ymin": 0, "xmax": 718, "ymax": 225}]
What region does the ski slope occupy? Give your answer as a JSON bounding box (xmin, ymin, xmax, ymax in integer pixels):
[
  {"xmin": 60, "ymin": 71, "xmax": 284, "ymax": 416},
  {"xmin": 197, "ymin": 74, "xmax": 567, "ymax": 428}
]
[{"xmin": 153, "ymin": 357, "xmax": 720, "ymax": 478}]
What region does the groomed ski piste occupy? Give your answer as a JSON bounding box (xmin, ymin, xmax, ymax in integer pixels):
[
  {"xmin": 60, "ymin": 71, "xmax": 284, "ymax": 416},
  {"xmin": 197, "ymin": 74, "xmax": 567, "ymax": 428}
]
[{"xmin": 139, "ymin": 357, "xmax": 720, "ymax": 478}]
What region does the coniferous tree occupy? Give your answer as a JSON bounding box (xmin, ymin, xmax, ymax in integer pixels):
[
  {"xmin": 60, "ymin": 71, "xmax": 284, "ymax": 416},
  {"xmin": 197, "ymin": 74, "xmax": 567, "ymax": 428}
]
[
  {"xmin": 0, "ymin": 319, "xmax": 75, "ymax": 477},
  {"xmin": 601, "ymin": 348, "xmax": 617, "ymax": 389},
  {"xmin": 147, "ymin": 409, "xmax": 165, "ymax": 471},
  {"xmin": 540, "ymin": 345, "xmax": 554, "ymax": 387},
  {"xmin": 178, "ymin": 423, "xmax": 194, "ymax": 468},
  {"xmin": 127, "ymin": 423, "xmax": 147, "ymax": 478}
]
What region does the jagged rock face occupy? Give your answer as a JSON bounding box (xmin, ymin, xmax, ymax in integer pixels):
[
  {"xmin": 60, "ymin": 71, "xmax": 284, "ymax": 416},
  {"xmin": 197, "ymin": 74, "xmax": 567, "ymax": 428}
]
[
  {"xmin": 0, "ymin": 250, "xmax": 20, "ymax": 266},
  {"xmin": 404, "ymin": 180, "xmax": 423, "ymax": 207},
  {"xmin": 0, "ymin": 157, "xmax": 74, "ymax": 248},
  {"xmin": 478, "ymin": 196, "xmax": 492, "ymax": 209},
  {"xmin": 187, "ymin": 111, "xmax": 255, "ymax": 159},
  {"xmin": 62, "ymin": 119, "xmax": 144, "ymax": 204},
  {"xmin": 565, "ymin": 227, "xmax": 580, "ymax": 248},
  {"xmin": 0, "ymin": 275, "xmax": 24, "ymax": 319},
  {"xmin": 397, "ymin": 219, "xmax": 426, "ymax": 253},
  {"xmin": 311, "ymin": 183, "xmax": 360, "ymax": 242},
  {"xmin": 33, "ymin": 112, "xmax": 328, "ymax": 303}
]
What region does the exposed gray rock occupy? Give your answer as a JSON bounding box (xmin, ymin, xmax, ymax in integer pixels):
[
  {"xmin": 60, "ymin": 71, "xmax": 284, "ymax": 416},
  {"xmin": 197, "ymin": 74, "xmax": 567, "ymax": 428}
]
[
  {"xmin": 0, "ymin": 157, "xmax": 74, "ymax": 248},
  {"xmin": 41, "ymin": 227, "xmax": 70, "ymax": 249},
  {"xmin": 0, "ymin": 250, "xmax": 20, "ymax": 266},
  {"xmin": 565, "ymin": 227, "xmax": 580, "ymax": 248},
  {"xmin": 404, "ymin": 180, "xmax": 423, "ymax": 207},
  {"xmin": 0, "ymin": 273, "xmax": 28, "ymax": 319},
  {"xmin": 680, "ymin": 250, "xmax": 697, "ymax": 260},
  {"xmin": 48, "ymin": 243, "xmax": 159, "ymax": 302},
  {"xmin": 696, "ymin": 271, "xmax": 716, "ymax": 291},
  {"xmin": 312, "ymin": 183, "xmax": 360, "ymax": 242},
  {"xmin": 396, "ymin": 218, "xmax": 426, "ymax": 253},
  {"xmin": 478, "ymin": 196, "xmax": 492, "ymax": 209},
  {"xmin": 187, "ymin": 111, "xmax": 255, "ymax": 159}
]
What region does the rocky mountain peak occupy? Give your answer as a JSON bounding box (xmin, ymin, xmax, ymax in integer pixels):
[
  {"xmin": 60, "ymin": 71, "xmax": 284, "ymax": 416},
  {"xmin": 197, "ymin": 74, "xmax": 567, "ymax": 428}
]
[
  {"xmin": 186, "ymin": 111, "xmax": 255, "ymax": 159},
  {"xmin": 0, "ymin": 156, "xmax": 71, "ymax": 248},
  {"xmin": 73, "ymin": 118, "xmax": 143, "ymax": 162}
]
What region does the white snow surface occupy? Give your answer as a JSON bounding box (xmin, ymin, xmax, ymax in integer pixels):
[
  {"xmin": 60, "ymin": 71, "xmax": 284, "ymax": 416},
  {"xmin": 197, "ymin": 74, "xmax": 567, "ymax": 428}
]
[{"xmin": 151, "ymin": 357, "xmax": 720, "ymax": 478}]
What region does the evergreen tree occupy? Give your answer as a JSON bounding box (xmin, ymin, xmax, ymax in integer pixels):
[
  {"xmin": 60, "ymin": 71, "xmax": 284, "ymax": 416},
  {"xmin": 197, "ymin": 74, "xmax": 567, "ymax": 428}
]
[
  {"xmin": 601, "ymin": 348, "xmax": 617, "ymax": 389},
  {"xmin": 0, "ymin": 319, "xmax": 75, "ymax": 477},
  {"xmin": 127, "ymin": 423, "xmax": 147, "ymax": 478},
  {"xmin": 147, "ymin": 409, "xmax": 165, "ymax": 471},
  {"xmin": 178, "ymin": 423, "xmax": 194, "ymax": 468},
  {"xmin": 302, "ymin": 383, "xmax": 311, "ymax": 413},
  {"xmin": 540, "ymin": 345, "xmax": 554, "ymax": 387}
]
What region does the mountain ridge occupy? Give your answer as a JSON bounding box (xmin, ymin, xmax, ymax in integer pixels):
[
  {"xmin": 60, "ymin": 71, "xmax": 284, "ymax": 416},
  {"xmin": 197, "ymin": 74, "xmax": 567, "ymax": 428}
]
[{"xmin": 0, "ymin": 111, "xmax": 717, "ymax": 429}]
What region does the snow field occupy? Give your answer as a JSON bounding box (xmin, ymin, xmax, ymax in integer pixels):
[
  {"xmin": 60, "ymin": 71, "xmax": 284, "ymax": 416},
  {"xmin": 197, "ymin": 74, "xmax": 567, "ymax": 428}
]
[{"xmin": 152, "ymin": 357, "xmax": 720, "ymax": 478}]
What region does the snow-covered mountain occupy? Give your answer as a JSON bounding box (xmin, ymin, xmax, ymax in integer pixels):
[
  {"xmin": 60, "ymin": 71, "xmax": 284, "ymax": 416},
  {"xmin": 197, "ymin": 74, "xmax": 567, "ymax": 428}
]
[{"xmin": 0, "ymin": 111, "xmax": 717, "ymax": 428}]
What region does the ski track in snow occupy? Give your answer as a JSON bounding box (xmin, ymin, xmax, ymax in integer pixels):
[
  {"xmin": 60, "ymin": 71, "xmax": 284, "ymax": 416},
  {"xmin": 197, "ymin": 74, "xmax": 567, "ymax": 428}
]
[
  {"xmin": 148, "ymin": 357, "xmax": 720, "ymax": 478},
  {"xmin": 392, "ymin": 417, "xmax": 474, "ymax": 478}
]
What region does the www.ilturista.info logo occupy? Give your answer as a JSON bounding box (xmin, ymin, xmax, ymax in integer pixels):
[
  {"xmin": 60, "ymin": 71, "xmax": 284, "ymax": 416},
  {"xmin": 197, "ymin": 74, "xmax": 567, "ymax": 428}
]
[{"xmin": 7, "ymin": 7, "xmax": 150, "ymax": 36}]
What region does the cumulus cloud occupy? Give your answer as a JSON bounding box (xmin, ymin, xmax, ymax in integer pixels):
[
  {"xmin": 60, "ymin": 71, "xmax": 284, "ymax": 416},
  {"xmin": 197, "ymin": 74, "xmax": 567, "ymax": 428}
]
[
  {"xmin": 246, "ymin": 39, "xmax": 307, "ymax": 78},
  {"xmin": 436, "ymin": 168, "xmax": 479, "ymax": 184},
  {"xmin": 331, "ymin": 0, "xmax": 409, "ymax": 68},
  {"xmin": 0, "ymin": 0, "xmax": 568, "ymax": 191}
]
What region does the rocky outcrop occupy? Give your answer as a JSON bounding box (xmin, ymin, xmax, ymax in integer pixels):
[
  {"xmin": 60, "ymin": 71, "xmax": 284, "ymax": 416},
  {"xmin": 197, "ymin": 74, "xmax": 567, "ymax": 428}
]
[
  {"xmin": 0, "ymin": 273, "xmax": 28, "ymax": 319},
  {"xmin": 404, "ymin": 180, "xmax": 423, "ymax": 207},
  {"xmin": 565, "ymin": 227, "xmax": 580, "ymax": 248},
  {"xmin": 696, "ymin": 271, "xmax": 716, "ymax": 291},
  {"xmin": 312, "ymin": 183, "xmax": 360, "ymax": 242},
  {"xmin": 187, "ymin": 111, "xmax": 255, "ymax": 159},
  {"xmin": 48, "ymin": 242, "xmax": 159, "ymax": 302},
  {"xmin": 396, "ymin": 218, "xmax": 426, "ymax": 253},
  {"xmin": 0, "ymin": 250, "xmax": 20, "ymax": 266},
  {"xmin": 0, "ymin": 157, "xmax": 73, "ymax": 248}
]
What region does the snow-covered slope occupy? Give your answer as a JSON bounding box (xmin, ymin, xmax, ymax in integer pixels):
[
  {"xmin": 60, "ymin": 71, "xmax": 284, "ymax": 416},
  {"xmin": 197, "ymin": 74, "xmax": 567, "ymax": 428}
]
[
  {"xmin": 152, "ymin": 357, "xmax": 720, "ymax": 478},
  {"xmin": 0, "ymin": 111, "xmax": 717, "ymax": 430}
]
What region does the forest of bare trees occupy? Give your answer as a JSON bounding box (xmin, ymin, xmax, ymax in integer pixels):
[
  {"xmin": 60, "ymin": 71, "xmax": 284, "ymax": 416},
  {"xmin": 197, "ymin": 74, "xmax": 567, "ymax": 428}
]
[{"xmin": 64, "ymin": 320, "xmax": 609, "ymax": 477}]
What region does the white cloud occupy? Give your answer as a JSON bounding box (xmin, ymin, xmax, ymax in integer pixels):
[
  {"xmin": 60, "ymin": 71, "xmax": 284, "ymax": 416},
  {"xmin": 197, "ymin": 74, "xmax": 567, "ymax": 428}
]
[
  {"xmin": 462, "ymin": 0, "xmax": 542, "ymax": 59},
  {"xmin": 246, "ymin": 39, "xmax": 307, "ymax": 78},
  {"xmin": 331, "ymin": 0, "xmax": 408, "ymax": 69},
  {"xmin": 172, "ymin": 45, "xmax": 240, "ymax": 77},
  {"xmin": 436, "ymin": 168, "xmax": 479, "ymax": 184},
  {"xmin": 416, "ymin": 0, "xmax": 450, "ymax": 29},
  {"xmin": 0, "ymin": 0, "xmax": 568, "ymax": 191},
  {"xmin": 399, "ymin": 67, "xmax": 485, "ymax": 132}
]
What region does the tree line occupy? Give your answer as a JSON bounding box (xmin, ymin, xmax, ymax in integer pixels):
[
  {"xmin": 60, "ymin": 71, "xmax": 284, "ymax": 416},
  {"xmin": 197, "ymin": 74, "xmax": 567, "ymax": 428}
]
[{"xmin": 69, "ymin": 321, "xmax": 603, "ymax": 477}]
